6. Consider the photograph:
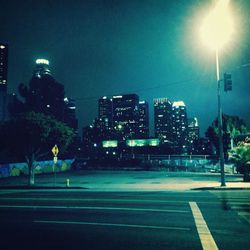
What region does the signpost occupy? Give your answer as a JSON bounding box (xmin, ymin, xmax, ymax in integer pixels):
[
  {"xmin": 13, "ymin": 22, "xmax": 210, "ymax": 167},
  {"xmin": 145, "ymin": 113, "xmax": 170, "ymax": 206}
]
[{"xmin": 51, "ymin": 144, "xmax": 59, "ymax": 186}]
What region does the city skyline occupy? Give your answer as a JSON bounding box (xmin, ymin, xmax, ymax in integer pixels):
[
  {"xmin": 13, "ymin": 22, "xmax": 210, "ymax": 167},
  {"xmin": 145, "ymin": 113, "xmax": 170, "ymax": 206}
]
[
  {"xmin": 85, "ymin": 93, "xmax": 195, "ymax": 143},
  {"xmin": 1, "ymin": 0, "xmax": 250, "ymax": 136},
  {"xmin": 0, "ymin": 45, "xmax": 203, "ymax": 143},
  {"xmin": 82, "ymin": 93, "xmax": 202, "ymax": 154}
]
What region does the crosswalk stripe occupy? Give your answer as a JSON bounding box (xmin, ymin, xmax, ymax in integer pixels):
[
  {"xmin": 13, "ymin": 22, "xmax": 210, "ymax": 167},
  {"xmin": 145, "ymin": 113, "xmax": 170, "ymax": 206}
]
[{"xmin": 189, "ymin": 202, "xmax": 218, "ymax": 250}]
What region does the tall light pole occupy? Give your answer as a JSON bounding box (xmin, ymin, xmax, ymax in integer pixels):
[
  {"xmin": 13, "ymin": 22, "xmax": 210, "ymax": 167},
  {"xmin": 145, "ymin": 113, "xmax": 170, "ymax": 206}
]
[
  {"xmin": 201, "ymin": 0, "xmax": 234, "ymax": 186},
  {"xmin": 216, "ymin": 48, "xmax": 226, "ymax": 186}
]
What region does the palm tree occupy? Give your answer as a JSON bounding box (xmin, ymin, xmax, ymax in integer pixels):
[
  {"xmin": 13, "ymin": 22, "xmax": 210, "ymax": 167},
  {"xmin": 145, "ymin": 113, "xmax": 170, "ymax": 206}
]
[
  {"xmin": 225, "ymin": 115, "xmax": 248, "ymax": 149},
  {"xmin": 230, "ymin": 141, "xmax": 250, "ymax": 182},
  {"xmin": 206, "ymin": 114, "xmax": 248, "ymax": 157}
]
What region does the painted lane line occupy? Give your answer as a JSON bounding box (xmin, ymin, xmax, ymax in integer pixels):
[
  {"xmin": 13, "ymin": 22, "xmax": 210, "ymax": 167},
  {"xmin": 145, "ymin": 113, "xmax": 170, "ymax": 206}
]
[
  {"xmin": 189, "ymin": 202, "xmax": 218, "ymax": 250},
  {"xmin": 238, "ymin": 212, "xmax": 250, "ymax": 216},
  {"xmin": 0, "ymin": 205, "xmax": 188, "ymax": 213},
  {"xmin": 1, "ymin": 197, "xmax": 188, "ymax": 202},
  {"xmin": 231, "ymin": 204, "xmax": 250, "ymax": 209},
  {"xmin": 238, "ymin": 212, "xmax": 250, "ymax": 222},
  {"xmin": 0, "ymin": 197, "xmax": 233, "ymax": 205},
  {"xmin": 34, "ymin": 220, "xmax": 190, "ymax": 231},
  {"xmin": 0, "ymin": 190, "xmax": 29, "ymax": 195},
  {"xmin": 237, "ymin": 213, "xmax": 250, "ymax": 224}
]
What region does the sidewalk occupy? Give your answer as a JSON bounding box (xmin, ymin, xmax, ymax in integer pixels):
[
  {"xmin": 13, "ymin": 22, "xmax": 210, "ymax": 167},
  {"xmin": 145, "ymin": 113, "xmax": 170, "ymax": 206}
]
[{"xmin": 0, "ymin": 170, "xmax": 250, "ymax": 191}]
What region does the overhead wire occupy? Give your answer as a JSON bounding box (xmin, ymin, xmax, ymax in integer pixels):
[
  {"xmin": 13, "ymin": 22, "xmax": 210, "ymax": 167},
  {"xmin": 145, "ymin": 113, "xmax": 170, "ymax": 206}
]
[{"xmin": 74, "ymin": 74, "xmax": 207, "ymax": 102}]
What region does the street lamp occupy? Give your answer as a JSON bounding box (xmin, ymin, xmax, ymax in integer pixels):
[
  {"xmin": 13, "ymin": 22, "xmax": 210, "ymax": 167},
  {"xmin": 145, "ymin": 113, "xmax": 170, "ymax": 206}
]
[{"xmin": 200, "ymin": 0, "xmax": 234, "ymax": 186}]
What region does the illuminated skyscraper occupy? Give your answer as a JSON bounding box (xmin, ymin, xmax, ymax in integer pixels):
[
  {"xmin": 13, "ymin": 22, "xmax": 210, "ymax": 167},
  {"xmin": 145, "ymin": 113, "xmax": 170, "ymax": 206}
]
[
  {"xmin": 187, "ymin": 117, "xmax": 200, "ymax": 153},
  {"xmin": 98, "ymin": 96, "xmax": 113, "ymax": 128},
  {"xmin": 34, "ymin": 58, "xmax": 51, "ymax": 78},
  {"xmin": 97, "ymin": 96, "xmax": 114, "ymax": 139},
  {"xmin": 0, "ymin": 44, "xmax": 8, "ymax": 121},
  {"xmin": 154, "ymin": 98, "xmax": 173, "ymax": 143},
  {"xmin": 16, "ymin": 58, "xmax": 78, "ymax": 130},
  {"xmin": 172, "ymin": 101, "xmax": 188, "ymax": 152},
  {"xmin": 138, "ymin": 101, "xmax": 149, "ymax": 138},
  {"xmin": 26, "ymin": 59, "xmax": 65, "ymax": 120},
  {"xmin": 188, "ymin": 117, "xmax": 200, "ymax": 141},
  {"xmin": 112, "ymin": 94, "xmax": 139, "ymax": 139},
  {"xmin": 0, "ymin": 44, "xmax": 8, "ymax": 89}
]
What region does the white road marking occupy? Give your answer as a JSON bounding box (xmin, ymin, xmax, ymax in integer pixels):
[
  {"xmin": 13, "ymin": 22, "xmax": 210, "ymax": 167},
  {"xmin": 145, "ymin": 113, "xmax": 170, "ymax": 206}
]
[
  {"xmin": 189, "ymin": 202, "xmax": 218, "ymax": 250},
  {"xmin": 0, "ymin": 204, "xmax": 188, "ymax": 213},
  {"xmin": 0, "ymin": 197, "xmax": 237, "ymax": 205},
  {"xmin": 0, "ymin": 197, "xmax": 188, "ymax": 202},
  {"xmin": 238, "ymin": 212, "xmax": 250, "ymax": 216},
  {"xmin": 231, "ymin": 204, "xmax": 250, "ymax": 209},
  {"xmin": 0, "ymin": 190, "xmax": 28, "ymax": 195},
  {"xmin": 238, "ymin": 211, "xmax": 250, "ymax": 216},
  {"xmin": 34, "ymin": 220, "xmax": 190, "ymax": 231},
  {"xmin": 238, "ymin": 212, "xmax": 250, "ymax": 224}
]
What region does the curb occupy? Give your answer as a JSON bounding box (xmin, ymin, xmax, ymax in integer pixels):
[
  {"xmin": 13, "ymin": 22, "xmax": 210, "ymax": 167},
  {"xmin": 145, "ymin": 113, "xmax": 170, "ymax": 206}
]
[
  {"xmin": 0, "ymin": 186, "xmax": 88, "ymax": 190},
  {"xmin": 191, "ymin": 187, "xmax": 250, "ymax": 191}
]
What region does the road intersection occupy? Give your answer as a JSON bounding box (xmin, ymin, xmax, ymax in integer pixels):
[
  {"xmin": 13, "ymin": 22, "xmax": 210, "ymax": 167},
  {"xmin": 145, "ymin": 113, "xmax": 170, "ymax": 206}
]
[
  {"xmin": 0, "ymin": 189, "xmax": 250, "ymax": 250},
  {"xmin": 0, "ymin": 171, "xmax": 250, "ymax": 249}
]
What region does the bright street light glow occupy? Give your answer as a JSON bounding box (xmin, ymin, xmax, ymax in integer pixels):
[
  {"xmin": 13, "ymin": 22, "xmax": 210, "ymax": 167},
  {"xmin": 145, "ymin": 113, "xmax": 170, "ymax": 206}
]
[{"xmin": 201, "ymin": 0, "xmax": 234, "ymax": 50}]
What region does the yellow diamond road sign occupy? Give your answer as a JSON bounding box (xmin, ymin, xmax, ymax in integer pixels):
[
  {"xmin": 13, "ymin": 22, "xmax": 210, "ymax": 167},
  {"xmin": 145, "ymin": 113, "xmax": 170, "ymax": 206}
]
[{"xmin": 52, "ymin": 144, "xmax": 59, "ymax": 157}]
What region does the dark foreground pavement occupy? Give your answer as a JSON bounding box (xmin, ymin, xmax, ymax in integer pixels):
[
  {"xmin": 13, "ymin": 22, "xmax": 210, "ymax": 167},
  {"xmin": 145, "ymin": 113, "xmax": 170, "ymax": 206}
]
[{"xmin": 0, "ymin": 189, "xmax": 250, "ymax": 250}]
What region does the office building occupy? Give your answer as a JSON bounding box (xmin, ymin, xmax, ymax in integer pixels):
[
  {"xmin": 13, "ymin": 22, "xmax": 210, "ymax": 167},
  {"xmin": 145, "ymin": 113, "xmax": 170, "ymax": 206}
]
[
  {"xmin": 187, "ymin": 117, "xmax": 200, "ymax": 153},
  {"xmin": 0, "ymin": 44, "xmax": 8, "ymax": 121},
  {"xmin": 64, "ymin": 97, "xmax": 78, "ymax": 130},
  {"xmin": 154, "ymin": 98, "xmax": 173, "ymax": 143},
  {"xmin": 34, "ymin": 58, "xmax": 51, "ymax": 78},
  {"xmin": 98, "ymin": 96, "xmax": 113, "ymax": 138},
  {"xmin": 188, "ymin": 117, "xmax": 200, "ymax": 141},
  {"xmin": 0, "ymin": 44, "xmax": 8, "ymax": 89},
  {"xmin": 112, "ymin": 94, "xmax": 139, "ymax": 139},
  {"xmin": 82, "ymin": 125, "xmax": 97, "ymax": 153},
  {"xmin": 138, "ymin": 101, "xmax": 149, "ymax": 138},
  {"xmin": 172, "ymin": 101, "xmax": 188, "ymax": 152}
]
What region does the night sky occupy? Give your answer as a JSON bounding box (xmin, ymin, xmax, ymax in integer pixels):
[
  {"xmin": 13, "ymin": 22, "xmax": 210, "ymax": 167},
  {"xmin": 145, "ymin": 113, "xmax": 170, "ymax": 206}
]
[{"xmin": 1, "ymin": 0, "xmax": 250, "ymax": 136}]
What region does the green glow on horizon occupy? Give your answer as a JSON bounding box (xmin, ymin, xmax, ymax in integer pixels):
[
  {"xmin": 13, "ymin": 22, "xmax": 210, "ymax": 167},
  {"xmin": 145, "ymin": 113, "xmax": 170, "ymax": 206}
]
[
  {"xmin": 102, "ymin": 140, "xmax": 118, "ymax": 148},
  {"xmin": 126, "ymin": 139, "xmax": 159, "ymax": 147}
]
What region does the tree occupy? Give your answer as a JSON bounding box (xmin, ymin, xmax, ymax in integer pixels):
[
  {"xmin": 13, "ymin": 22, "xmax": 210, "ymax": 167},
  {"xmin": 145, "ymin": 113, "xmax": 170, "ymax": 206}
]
[
  {"xmin": 0, "ymin": 112, "xmax": 74, "ymax": 185},
  {"xmin": 225, "ymin": 115, "xmax": 248, "ymax": 149},
  {"xmin": 229, "ymin": 139, "xmax": 250, "ymax": 182},
  {"xmin": 205, "ymin": 114, "xmax": 248, "ymax": 158}
]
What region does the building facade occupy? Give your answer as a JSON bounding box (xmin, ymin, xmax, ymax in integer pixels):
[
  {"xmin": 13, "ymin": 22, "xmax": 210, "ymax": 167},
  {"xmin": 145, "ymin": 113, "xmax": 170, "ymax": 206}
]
[
  {"xmin": 154, "ymin": 98, "xmax": 173, "ymax": 143},
  {"xmin": 112, "ymin": 94, "xmax": 140, "ymax": 139},
  {"xmin": 172, "ymin": 101, "xmax": 188, "ymax": 152},
  {"xmin": 33, "ymin": 59, "xmax": 51, "ymax": 78},
  {"xmin": 187, "ymin": 117, "xmax": 200, "ymax": 153},
  {"xmin": 0, "ymin": 44, "xmax": 8, "ymax": 121},
  {"xmin": 138, "ymin": 101, "xmax": 149, "ymax": 138},
  {"xmin": 64, "ymin": 97, "xmax": 78, "ymax": 130},
  {"xmin": 98, "ymin": 96, "xmax": 113, "ymax": 139},
  {"xmin": 188, "ymin": 117, "xmax": 200, "ymax": 141}
]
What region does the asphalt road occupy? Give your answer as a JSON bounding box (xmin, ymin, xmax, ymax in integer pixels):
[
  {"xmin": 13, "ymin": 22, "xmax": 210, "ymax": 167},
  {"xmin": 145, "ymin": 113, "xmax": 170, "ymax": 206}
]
[{"xmin": 0, "ymin": 189, "xmax": 250, "ymax": 250}]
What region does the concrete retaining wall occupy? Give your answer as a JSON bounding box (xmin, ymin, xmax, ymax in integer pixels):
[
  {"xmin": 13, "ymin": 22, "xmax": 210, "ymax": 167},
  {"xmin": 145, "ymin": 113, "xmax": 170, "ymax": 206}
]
[{"xmin": 0, "ymin": 159, "xmax": 74, "ymax": 178}]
